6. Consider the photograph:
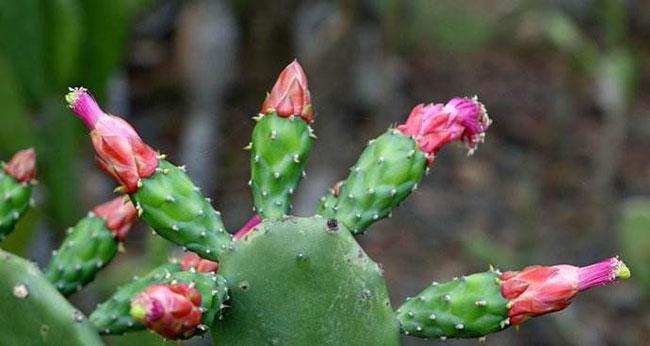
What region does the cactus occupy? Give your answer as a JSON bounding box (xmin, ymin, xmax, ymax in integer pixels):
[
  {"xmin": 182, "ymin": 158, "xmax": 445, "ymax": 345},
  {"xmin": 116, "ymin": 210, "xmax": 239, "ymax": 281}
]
[
  {"xmin": 0, "ymin": 148, "xmax": 36, "ymax": 240},
  {"xmin": 46, "ymin": 196, "xmax": 137, "ymax": 296},
  {"xmin": 396, "ymin": 258, "xmax": 629, "ymax": 340},
  {"xmin": 0, "ymin": 249, "xmax": 104, "ymax": 345},
  {"xmin": 250, "ymin": 61, "xmax": 314, "ymax": 219}
]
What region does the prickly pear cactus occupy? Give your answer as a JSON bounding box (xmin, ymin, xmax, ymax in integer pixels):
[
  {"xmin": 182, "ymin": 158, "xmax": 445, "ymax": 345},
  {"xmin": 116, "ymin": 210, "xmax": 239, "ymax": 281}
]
[
  {"xmin": 213, "ymin": 216, "xmax": 400, "ymax": 345},
  {"xmin": 0, "ymin": 249, "xmax": 104, "ymax": 346},
  {"xmin": 45, "ymin": 215, "xmax": 118, "ymax": 296},
  {"xmin": 0, "ymin": 149, "xmax": 36, "ymax": 240},
  {"xmin": 62, "ymin": 61, "xmax": 630, "ymax": 345}
]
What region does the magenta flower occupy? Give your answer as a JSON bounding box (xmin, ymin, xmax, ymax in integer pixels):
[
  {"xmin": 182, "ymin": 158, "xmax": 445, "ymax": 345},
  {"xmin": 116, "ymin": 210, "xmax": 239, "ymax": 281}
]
[{"xmin": 92, "ymin": 197, "xmax": 138, "ymax": 241}]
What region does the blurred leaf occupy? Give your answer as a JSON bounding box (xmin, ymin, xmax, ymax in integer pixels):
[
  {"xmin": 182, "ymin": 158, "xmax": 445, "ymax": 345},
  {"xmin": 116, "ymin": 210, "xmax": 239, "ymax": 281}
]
[
  {"xmin": 77, "ymin": 0, "xmax": 154, "ymax": 98},
  {"xmin": 0, "ymin": 56, "xmax": 36, "ymax": 154},
  {"xmin": 619, "ymin": 198, "xmax": 650, "ymax": 292},
  {"xmin": 461, "ymin": 231, "xmax": 519, "ymax": 269},
  {"xmin": 543, "ymin": 10, "xmax": 598, "ymax": 73},
  {"xmin": 597, "ymin": 0, "xmax": 626, "ymax": 48},
  {"xmin": 596, "ymin": 49, "xmax": 640, "ymax": 112},
  {"xmin": 46, "ymin": 0, "xmax": 84, "ymax": 89},
  {"xmin": 36, "ymin": 99, "xmax": 82, "ymax": 229},
  {"xmin": 0, "ymin": 0, "xmax": 50, "ymax": 102}
]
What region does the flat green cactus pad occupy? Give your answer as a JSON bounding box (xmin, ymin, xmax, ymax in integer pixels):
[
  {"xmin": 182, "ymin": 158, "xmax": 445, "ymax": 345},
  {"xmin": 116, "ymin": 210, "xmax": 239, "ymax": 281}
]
[
  {"xmin": 0, "ymin": 249, "xmax": 104, "ymax": 345},
  {"xmin": 212, "ymin": 216, "xmax": 400, "ymax": 346}
]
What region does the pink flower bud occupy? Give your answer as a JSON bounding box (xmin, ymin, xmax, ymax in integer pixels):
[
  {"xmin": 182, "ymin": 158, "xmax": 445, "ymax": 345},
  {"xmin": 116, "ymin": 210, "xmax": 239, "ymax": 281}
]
[
  {"xmin": 130, "ymin": 284, "xmax": 203, "ymax": 340},
  {"xmin": 66, "ymin": 87, "xmax": 158, "ymax": 193},
  {"xmin": 3, "ymin": 148, "xmax": 36, "ymax": 184},
  {"xmin": 397, "ymin": 97, "xmax": 491, "ymax": 163},
  {"xmin": 232, "ymin": 214, "xmax": 262, "ymax": 241},
  {"xmin": 261, "ymin": 60, "xmax": 314, "ymax": 123},
  {"xmin": 501, "ymin": 257, "xmax": 629, "ymax": 326},
  {"xmin": 92, "ymin": 197, "xmax": 138, "ymax": 241},
  {"xmin": 181, "ymin": 253, "xmax": 219, "ymax": 273}
]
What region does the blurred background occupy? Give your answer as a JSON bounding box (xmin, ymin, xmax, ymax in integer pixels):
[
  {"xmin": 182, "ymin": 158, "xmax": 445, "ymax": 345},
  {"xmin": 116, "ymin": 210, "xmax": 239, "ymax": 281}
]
[{"xmin": 1, "ymin": 0, "xmax": 649, "ymax": 345}]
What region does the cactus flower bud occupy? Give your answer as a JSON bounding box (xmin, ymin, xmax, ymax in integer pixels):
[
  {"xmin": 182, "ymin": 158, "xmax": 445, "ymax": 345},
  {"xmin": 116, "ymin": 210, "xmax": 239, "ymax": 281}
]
[
  {"xmin": 501, "ymin": 257, "xmax": 630, "ymax": 325},
  {"xmin": 3, "ymin": 148, "xmax": 36, "ymax": 184},
  {"xmin": 92, "ymin": 197, "xmax": 138, "ymax": 241},
  {"xmin": 261, "ymin": 60, "xmax": 313, "ymax": 123},
  {"xmin": 130, "ymin": 283, "xmax": 203, "ymax": 339},
  {"xmin": 232, "ymin": 214, "xmax": 262, "ymax": 241},
  {"xmin": 66, "ymin": 87, "xmax": 158, "ymax": 193},
  {"xmin": 397, "ymin": 97, "xmax": 491, "ymax": 163},
  {"xmin": 181, "ymin": 252, "xmax": 219, "ymax": 273}
]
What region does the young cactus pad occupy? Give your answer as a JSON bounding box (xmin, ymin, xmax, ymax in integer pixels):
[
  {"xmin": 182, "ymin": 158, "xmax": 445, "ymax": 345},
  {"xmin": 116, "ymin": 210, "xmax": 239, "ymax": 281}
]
[
  {"xmin": 0, "ymin": 249, "xmax": 104, "ymax": 346},
  {"xmin": 0, "ymin": 148, "xmax": 36, "ymax": 240},
  {"xmin": 212, "ymin": 216, "xmax": 400, "ymax": 346}
]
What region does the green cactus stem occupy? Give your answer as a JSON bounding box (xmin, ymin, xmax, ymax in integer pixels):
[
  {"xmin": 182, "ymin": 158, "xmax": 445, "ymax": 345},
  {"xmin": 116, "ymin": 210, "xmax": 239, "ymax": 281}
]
[
  {"xmin": 0, "ymin": 249, "xmax": 104, "ymax": 345},
  {"xmin": 131, "ymin": 160, "xmax": 231, "ymax": 261},
  {"xmin": 331, "ymin": 129, "xmax": 427, "ymax": 234},
  {"xmin": 45, "ymin": 215, "xmax": 118, "ymax": 296},
  {"xmin": 316, "ymin": 180, "xmax": 343, "ymax": 218},
  {"xmin": 212, "ymin": 216, "xmax": 400, "ymax": 346},
  {"xmin": 250, "ymin": 112, "xmax": 313, "ymax": 219},
  {"xmin": 0, "ymin": 150, "xmax": 36, "ymax": 241}
]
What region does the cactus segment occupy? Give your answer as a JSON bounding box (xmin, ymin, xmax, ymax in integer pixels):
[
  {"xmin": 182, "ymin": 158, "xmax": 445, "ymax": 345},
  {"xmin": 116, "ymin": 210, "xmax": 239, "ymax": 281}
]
[
  {"xmin": 333, "ymin": 130, "xmax": 427, "ymax": 233},
  {"xmin": 250, "ymin": 112, "xmax": 312, "ymax": 220},
  {"xmin": 213, "ymin": 216, "xmax": 400, "ymax": 346},
  {"xmin": 0, "ymin": 168, "xmax": 33, "ymax": 241},
  {"xmin": 90, "ymin": 262, "xmax": 181, "ymax": 335},
  {"xmin": 45, "ymin": 216, "xmax": 119, "ymax": 296},
  {"xmin": 316, "ymin": 180, "xmax": 343, "ymax": 218},
  {"xmin": 0, "ymin": 249, "xmax": 105, "ymax": 345},
  {"xmin": 397, "ymin": 272, "xmax": 508, "ymax": 339},
  {"xmin": 131, "ymin": 160, "xmax": 231, "ymax": 261}
]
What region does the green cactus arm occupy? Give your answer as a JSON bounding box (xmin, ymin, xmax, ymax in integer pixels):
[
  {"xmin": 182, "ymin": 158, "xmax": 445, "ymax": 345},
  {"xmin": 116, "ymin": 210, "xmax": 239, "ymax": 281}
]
[
  {"xmin": 45, "ymin": 215, "xmax": 118, "ymax": 296},
  {"xmin": 250, "ymin": 112, "xmax": 313, "ymax": 219},
  {"xmin": 397, "ymin": 272, "xmax": 508, "ymax": 340},
  {"xmin": 90, "ymin": 262, "xmax": 182, "ymax": 334},
  {"xmin": 329, "ymin": 129, "xmax": 427, "ymax": 234},
  {"xmin": 0, "ymin": 249, "xmax": 104, "ymax": 345},
  {"xmin": 316, "ymin": 180, "xmax": 343, "ymax": 218},
  {"xmin": 131, "ymin": 160, "xmax": 231, "ymax": 261},
  {"xmin": 0, "ymin": 169, "xmax": 33, "ymax": 241}
]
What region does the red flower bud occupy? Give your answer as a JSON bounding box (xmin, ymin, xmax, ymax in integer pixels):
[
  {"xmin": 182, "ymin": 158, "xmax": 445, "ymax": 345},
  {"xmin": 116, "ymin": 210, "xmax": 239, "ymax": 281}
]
[
  {"xmin": 501, "ymin": 257, "xmax": 629, "ymax": 325},
  {"xmin": 232, "ymin": 214, "xmax": 262, "ymax": 241},
  {"xmin": 66, "ymin": 87, "xmax": 158, "ymax": 193},
  {"xmin": 261, "ymin": 60, "xmax": 314, "ymax": 123},
  {"xmin": 3, "ymin": 148, "xmax": 36, "ymax": 184},
  {"xmin": 397, "ymin": 97, "xmax": 491, "ymax": 163},
  {"xmin": 130, "ymin": 283, "xmax": 203, "ymax": 339},
  {"xmin": 181, "ymin": 252, "xmax": 219, "ymax": 273},
  {"xmin": 92, "ymin": 197, "xmax": 137, "ymax": 241}
]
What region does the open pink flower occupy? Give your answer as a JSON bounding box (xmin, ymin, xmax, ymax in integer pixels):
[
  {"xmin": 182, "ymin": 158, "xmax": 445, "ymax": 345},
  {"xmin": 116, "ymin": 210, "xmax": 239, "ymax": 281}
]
[
  {"xmin": 501, "ymin": 257, "xmax": 629, "ymax": 325},
  {"xmin": 3, "ymin": 148, "xmax": 36, "ymax": 184},
  {"xmin": 261, "ymin": 60, "xmax": 313, "ymax": 123},
  {"xmin": 66, "ymin": 87, "xmax": 158, "ymax": 193},
  {"xmin": 92, "ymin": 197, "xmax": 138, "ymax": 241},
  {"xmin": 181, "ymin": 252, "xmax": 219, "ymax": 273},
  {"xmin": 397, "ymin": 97, "xmax": 491, "ymax": 163},
  {"xmin": 130, "ymin": 283, "xmax": 203, "ymax": 339}
]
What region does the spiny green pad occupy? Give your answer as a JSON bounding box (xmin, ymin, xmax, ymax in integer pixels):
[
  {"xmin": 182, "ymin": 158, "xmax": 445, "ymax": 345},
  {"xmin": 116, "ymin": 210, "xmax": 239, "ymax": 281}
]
[
  {"xmin": 397, "ymin": 272, "xmax": 509, "ymax": 339},
  {"xmin": 0, "ymin": 169, "xmax": 32, "ymax": 240},
  {"xmin": 333, "ymin": 130, "xmax": 427, "ymax": 233},
  {"xmin": 316, "ymin": 182, "xmax": 340, "ymax": 218},
  {"xmin": 131, "ymin": 160, "xmax": 231, "ymax": 261},
  {"xmin": 250, "ymin": 112, "xmax": 312, "ymax": 219},
  {"xmin": 90, "ymin": 262, "xmax": 181, "ymax": 335},
  {"xmin": 0, "ymin": 249, "xmax": 104, "ymax": 345},
  {"xmin": 212, "ymin": 216, "xmax": 400, "ymax": 346},
  {"xmin": 45, "ymin": 215, "xmax": 118, "ymax": 296}
]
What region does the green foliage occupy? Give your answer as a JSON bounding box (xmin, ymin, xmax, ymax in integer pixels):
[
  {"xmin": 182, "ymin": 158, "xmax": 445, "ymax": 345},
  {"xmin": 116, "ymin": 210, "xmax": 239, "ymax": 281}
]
[
  {"xmin": 620, "ymin": 199, "xmax": 650, "ymax": 291},
  {"xmin": 131, "ymin": 160, "xmax": 232, "ymax": 261},
  {"xmin": 0, "ymin": 249, "xmax": 104, "ymax": 345},
  {"xmin": 397, "ymin": 271, "xmax": 508, "ymax": 339},
  {"xmin": 213, "ymin": 216, "xmax": 400, "ymax": 346},
  {"xmin": 250, "ymin": 113, "xmax": 313, "ymax": 219},
  {"xmin": 45, "ymin": 216, "xmax": 118, "ymax": 296}
]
